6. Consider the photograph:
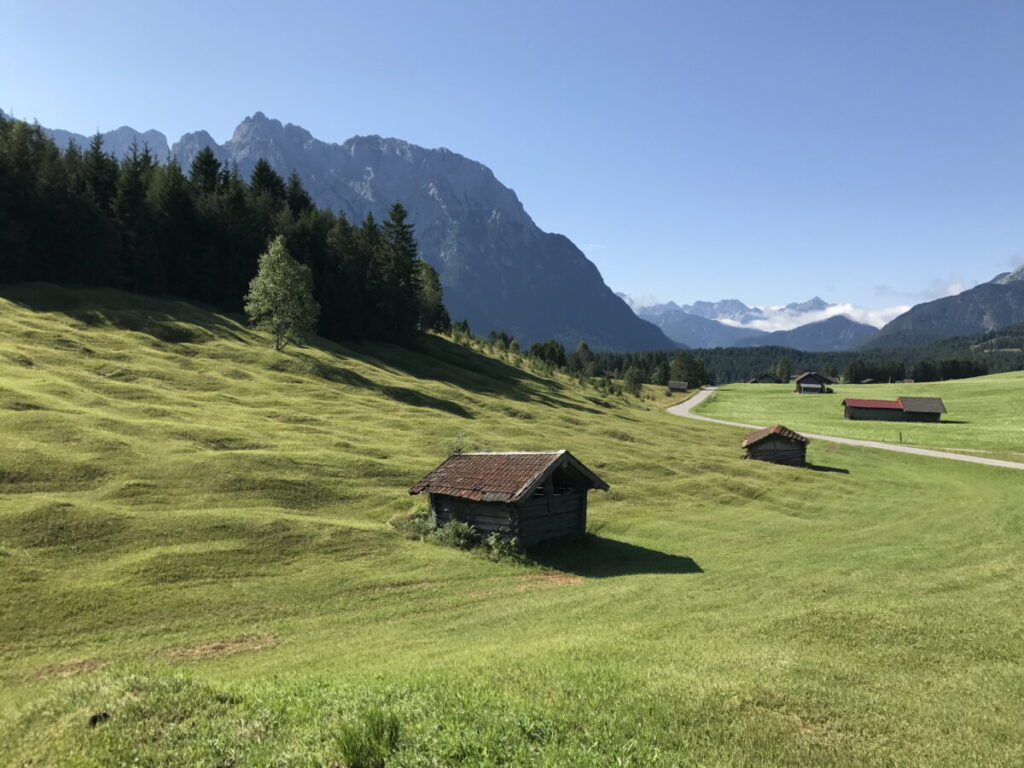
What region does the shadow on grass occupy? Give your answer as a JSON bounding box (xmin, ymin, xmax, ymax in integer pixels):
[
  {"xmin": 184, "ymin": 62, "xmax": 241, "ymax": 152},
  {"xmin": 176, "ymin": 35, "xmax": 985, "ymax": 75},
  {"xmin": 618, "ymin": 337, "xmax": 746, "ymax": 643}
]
[
  {"xmin": 807, "ymin": 463, "xmax": 850, "ymax": 475},
  {"xmin": 3, "ymin": 283, "xmax": 601, "ymax": 416},
  {"xmin": 941, "ymin": 419, "xmax": 970, "ymax": 424},
  {"xmin": 528, "ymin": 533, "xmax": 703, "ymax": 578}
]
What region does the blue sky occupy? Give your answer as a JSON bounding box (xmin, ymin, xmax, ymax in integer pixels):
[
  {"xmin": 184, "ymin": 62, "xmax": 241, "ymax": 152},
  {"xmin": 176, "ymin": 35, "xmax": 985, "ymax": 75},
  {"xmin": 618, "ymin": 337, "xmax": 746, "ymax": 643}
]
[{"xmin": 3, "ymin": 0, "xmax": 1022, "ymax": 320}]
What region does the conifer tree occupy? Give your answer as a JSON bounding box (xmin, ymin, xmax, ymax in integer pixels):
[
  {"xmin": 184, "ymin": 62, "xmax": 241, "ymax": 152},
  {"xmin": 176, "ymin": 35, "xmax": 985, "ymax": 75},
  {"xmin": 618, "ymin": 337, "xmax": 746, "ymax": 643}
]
[{"xmin": 244, "ymin": 235, "xmax": 320, "ymax": 351}]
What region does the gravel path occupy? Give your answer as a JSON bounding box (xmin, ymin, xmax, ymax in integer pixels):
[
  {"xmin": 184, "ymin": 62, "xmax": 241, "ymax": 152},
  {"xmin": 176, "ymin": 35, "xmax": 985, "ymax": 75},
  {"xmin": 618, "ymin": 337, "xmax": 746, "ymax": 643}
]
[{"xmin": 668, "ymin": 387, "xmax": 1024, "ymax": 471}]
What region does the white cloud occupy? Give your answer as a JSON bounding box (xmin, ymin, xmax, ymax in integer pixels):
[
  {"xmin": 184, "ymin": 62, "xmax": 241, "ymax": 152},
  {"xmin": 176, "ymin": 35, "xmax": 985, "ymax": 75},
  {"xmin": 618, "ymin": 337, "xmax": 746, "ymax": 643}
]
[{"xmin": 718, "ymin": 303, "xmax": 909, "ymax": 332}]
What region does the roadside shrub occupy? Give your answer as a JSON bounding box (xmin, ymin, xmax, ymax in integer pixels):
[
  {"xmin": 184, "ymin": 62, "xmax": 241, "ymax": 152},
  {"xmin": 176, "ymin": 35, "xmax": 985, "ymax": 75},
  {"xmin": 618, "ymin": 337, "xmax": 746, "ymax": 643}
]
[
  {"xmin": 388, "ymin": 507, "xmax": 434, "ymax": 541},
  {"xmin": 335, "ymin": 707, "xmax": 400, "ymax": 768},
  {"xmin": 430, "ymin": 520, "xmax": 478, "ymax": 549}
]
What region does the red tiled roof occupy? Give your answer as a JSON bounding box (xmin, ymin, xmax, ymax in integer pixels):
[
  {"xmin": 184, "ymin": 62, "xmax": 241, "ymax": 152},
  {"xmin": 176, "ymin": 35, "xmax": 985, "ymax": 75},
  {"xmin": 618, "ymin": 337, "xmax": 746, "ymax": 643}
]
[
  {"xmin": 842, "ymin": 399, "xmax": 902, "ymax": 410},
  {"xmin": 742, "ymin": 424, "xmax": 809, "ymax": 448},
  {"xmin": 408, "ymin": 451, "xmax": 608, "ymax": 503}
]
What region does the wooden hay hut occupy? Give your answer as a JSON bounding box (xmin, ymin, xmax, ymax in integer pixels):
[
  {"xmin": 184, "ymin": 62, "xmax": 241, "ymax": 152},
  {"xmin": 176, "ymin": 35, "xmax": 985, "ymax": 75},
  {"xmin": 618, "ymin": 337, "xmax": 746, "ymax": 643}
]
[
  {"xmin": 668, "ymin": 380, "xmax": 689, "ymax": 392},
  {"xmin": 794, "ymin": 372, "xmax": 833, "ymax": 394},
  {"xmin": 409, "ymin": 451, "xmax": 609, "ymax": 546},
  {"xmin": 747, "ymin": 372, "xmax": 781, "ymax": 384},
  {"xmin": 742, "ymin": 425, "xmax": 809, "ymax": 466}
]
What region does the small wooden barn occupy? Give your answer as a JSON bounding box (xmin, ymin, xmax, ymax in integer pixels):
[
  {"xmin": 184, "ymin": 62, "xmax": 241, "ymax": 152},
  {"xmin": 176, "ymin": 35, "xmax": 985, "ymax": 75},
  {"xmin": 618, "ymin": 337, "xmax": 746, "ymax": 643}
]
[
  {"xmin": 794, "ymin": 372, "xmax": 833, "ymax": 394},
  {"xmin": 747, "ymin": 372, "xmax": 781, "ymax": 384},
  {"xmin": 842, "ymin": 398, "xmax": 906, "ymax": 422},
  {"xmin": 408, "ymin": 451, "xmax": 609, "ymax": 546},
  {"xmin": 742, "ymin": 425, "xmax": 809, "ymax": 466},
  {"xmin": 899, "ymin": 397, "xmax": 946, "ymax": 422},
  {"xmin": 842, "ymin": 397, "xmax": 947, "ymax": 422},
  {"xmin": 668, "ymin": 380, "xmax": 689, "ymax": 392}
]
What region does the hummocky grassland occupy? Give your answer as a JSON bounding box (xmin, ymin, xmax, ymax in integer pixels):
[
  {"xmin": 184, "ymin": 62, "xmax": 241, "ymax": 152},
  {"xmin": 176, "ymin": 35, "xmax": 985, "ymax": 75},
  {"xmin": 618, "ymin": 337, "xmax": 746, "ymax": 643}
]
[
  {"xmin": 1, "ymin": 284, "xmax": 1022, "ymax": 767},
  {"xmin": 697, "ymin": 377, "xmax": 1024, "ymax": 463}
]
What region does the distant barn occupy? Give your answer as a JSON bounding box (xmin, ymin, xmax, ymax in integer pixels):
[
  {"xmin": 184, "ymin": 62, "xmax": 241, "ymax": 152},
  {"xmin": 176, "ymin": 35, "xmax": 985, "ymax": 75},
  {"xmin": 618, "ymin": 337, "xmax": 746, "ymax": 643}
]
[
  {"xmin": 742, "ymin": 425, "xmax": 809, "ymax": 466},
  {"xmin": 747, "ymin": 373, "xmax": 781, "ymax": 384},
  {"xmin": 794, "ymin": 372, "xmax": 833, "ymax": 394},
  {"xmin": 409, "ymin": 451, "xmax": 609, "ymax": 546},
  {"xmin": 842, "ymin": 397, "xmax": 947, "ymax": 422},
  {"xmin": 667, "ymin": 380, "xmax": 688, "ymax": 392}
]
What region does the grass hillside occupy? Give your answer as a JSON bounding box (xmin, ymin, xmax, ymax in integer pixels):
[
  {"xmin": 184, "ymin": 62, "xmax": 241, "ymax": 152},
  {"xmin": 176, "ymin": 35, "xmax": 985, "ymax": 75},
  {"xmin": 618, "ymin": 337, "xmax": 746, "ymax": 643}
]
[
  {"xmin": 697, "ymin": 377, "xmax": 1024, "ymax": 463},
  {"xmin": 2, "ymin": 285, "xmax": 1023, "ymax": 767}
]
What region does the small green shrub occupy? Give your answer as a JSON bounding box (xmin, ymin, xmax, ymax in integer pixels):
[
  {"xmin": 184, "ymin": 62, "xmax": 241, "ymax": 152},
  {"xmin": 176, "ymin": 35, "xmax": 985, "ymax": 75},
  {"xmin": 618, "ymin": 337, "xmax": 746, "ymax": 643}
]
[
  {"xmin": 335, "ymin": 707, "xmax": 400, "ymax": 768},
  {"xmin": 388, "ymin": 507, "xmax": 435, "ymax": 541},
  {"xmin": 484, "ymin": 532, "xmax": 522, "ymax": 561},
  {"xmin": 429, "ymin": 520, "xmax": 478, "ymax": 549}
]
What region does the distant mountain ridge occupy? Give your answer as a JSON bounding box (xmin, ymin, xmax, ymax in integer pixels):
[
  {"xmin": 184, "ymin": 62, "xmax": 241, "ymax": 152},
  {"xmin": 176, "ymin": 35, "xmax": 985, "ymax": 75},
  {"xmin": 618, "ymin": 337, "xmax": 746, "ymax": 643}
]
[
  {"xmin": 15, "ymin": 109, "xmax": 674, "ymax": 351},
  {"xmin": 734, "ymin": 315, "xmax": 878, "ymax": 351},
  {"xmin": 626, "ymin": 294, "xmax": 874, "ymax": 350},
  {"xmin": 863, "ymin": 267, "xmax": 1024, "ymax": 349}
]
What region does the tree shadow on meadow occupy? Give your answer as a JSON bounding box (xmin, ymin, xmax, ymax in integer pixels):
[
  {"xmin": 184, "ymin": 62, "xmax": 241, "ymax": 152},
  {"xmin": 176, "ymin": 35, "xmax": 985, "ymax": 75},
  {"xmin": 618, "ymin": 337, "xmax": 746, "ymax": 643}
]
[{"xmin": 528, "ymin": 533, "xmax": 703, "ymax": 578}]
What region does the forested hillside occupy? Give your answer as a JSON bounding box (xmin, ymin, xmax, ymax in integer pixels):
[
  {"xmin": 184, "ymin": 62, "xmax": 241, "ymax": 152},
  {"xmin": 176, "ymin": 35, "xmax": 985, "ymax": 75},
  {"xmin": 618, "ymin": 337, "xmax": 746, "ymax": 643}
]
[{"xmin": 0, "ymin": 115, "xmax": 447, "ymax": 344}]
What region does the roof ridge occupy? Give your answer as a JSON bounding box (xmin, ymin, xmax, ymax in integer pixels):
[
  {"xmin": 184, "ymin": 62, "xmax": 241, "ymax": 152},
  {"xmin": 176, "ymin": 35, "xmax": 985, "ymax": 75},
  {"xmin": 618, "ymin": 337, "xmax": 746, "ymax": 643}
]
[{"xmin": 460, "ymin": 450, "xmax": 565, "ymax": 455}]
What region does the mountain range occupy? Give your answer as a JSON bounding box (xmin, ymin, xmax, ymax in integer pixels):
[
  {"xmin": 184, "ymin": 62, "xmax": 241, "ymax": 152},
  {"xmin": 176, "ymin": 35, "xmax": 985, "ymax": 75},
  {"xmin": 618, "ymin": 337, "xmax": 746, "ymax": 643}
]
[
  {"xmin": 11, "ymin": 107, "xmax": 1024, "ymax": 356},
  {"xmin": 863, "ymin": 265, "xmax": 1024, "ymax": 349},
  {"xmin": 22, "ymin": 110, "xmax": 674, "ymax": 352},
  {"xmin": 627, "ymin": 295, "xmax": 879, "ymax": 351}
]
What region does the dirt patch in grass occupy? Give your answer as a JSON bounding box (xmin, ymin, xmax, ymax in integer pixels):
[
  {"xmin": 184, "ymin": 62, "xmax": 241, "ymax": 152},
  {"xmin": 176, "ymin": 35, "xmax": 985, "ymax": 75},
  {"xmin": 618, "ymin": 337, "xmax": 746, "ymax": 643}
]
[
  {"xmin": 33, "ymin": 657, "xmax": 107, "ymax": 680},
  {"xmin": 163, "ymin": 633, "xmax": 280, "ymax": 660},
  {"xmin": 517, "ymin": 571, "xmax": 583, "ymax": 590}
]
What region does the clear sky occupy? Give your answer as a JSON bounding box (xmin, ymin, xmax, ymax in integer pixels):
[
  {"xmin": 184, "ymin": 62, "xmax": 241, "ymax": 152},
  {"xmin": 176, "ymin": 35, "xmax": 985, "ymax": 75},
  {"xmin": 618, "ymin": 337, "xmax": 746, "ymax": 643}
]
[{"xmin": 3, "ymin": 0, "xmax": 1022, "ymax": 319}]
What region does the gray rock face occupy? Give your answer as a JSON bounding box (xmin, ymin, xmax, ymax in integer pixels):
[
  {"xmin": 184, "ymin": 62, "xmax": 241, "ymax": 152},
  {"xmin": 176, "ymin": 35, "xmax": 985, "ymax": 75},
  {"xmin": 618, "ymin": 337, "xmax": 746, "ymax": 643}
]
[
  {"xmin": 170, "ymin": 112, "xmax": 674, "ymax": 351},
  {"xmin": 734, "ymin": 315, "xmax": 878, "ymax": 352},
  {"xmin": 992, "ymin": 264, "xmax": 1024, "ymax": 285},
  {"xmin": 865, "ymin": 273, "xmax": 1024, "ymax": 349},
  {"xmin": 35, "ymin": 121, "xmax": 170, "ymax": 161},
  {"xmin": 634, "ymin": 303, "xmax": 764, "ymax": 348}
]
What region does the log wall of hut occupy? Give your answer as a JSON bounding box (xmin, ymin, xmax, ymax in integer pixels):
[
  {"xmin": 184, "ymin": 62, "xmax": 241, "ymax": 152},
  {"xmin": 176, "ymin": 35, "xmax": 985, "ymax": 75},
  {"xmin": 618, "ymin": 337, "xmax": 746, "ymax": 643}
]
[
  {"xmin": 844, "ymin": 405, "xmax": 905, "ymax": 422},
  {"xmin": 431, "ymin": 494, "xmax": 516, "ymax": 537},
  {"xmin": 745, "ymin": 436, "xmax": 807, "ymax": 466},
  {"xmin": 517, "ymin": 488, "xmax": 586, "ymax": 546},
  {"xmin": 904, "ymin": 411, "xmax": 941, "ymax": 423}
]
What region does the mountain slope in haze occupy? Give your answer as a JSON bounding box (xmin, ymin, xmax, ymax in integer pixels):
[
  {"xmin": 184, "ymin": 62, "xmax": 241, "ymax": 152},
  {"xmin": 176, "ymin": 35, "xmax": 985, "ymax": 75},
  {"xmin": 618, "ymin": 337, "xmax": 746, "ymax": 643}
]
[
  {"xmin": 734, "ymin": 314, "xmax": 878, "ymax": 351},
  {"xmin": 17, "ymin": 109, "xmax": 674, "ymax": 351},
  {"xmin": 864, "ymin": 267, "xmax": 1024, "ymax": 349},
  {"xmin": 169, "ymin": 113, "xmax": 675, "ymax": 351},
  {"xmin": 632, "ymin": 301, "xmax": 765, "ymax": 347}
]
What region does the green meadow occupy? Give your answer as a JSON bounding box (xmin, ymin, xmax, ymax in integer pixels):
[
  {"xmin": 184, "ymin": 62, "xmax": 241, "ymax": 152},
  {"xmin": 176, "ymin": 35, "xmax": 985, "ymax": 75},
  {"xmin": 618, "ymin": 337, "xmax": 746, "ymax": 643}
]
[
  {"xmin": 696, "ymin": 376, "xmax": 1024, "ymax": 463},
  {"xmin": 2, "ymin": 285, "xmax": 1023, "ymax": 767}
]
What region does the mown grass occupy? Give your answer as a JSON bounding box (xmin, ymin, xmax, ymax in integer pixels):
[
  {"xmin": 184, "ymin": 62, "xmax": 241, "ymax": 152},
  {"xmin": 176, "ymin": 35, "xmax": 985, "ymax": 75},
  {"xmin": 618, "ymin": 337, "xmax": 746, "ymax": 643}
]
[
  {"xmin": 1, "ymin": 284, "xmax": 1023, "ymax": 766},
  {"xmin": 697, "ymin": 376, "xmax": 1024, "ymax": 462}
]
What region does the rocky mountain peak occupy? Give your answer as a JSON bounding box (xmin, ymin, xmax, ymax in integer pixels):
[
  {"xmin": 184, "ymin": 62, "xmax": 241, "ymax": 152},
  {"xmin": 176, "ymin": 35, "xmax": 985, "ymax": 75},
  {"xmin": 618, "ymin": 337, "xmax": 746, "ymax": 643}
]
[{"xmin": 992, "ymin": 264, "xmax": 1024, "ymax": 285}]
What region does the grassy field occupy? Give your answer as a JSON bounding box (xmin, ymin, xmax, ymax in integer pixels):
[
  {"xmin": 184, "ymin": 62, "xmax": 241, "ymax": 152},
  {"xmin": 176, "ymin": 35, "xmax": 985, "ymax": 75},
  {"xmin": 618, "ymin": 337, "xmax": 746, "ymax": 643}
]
[
  {"xmin": 696, "ymin": 376, "xmax": 1024, "ymax": 463},
  {"xmin": 1, "ymin": 285, "xmax": 1023, "ymax": 767}
]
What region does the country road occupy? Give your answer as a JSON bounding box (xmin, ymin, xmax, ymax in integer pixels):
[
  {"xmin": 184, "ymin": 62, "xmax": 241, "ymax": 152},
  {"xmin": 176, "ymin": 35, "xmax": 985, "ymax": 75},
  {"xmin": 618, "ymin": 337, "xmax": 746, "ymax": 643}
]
[{"xmin": 668, "ymin": 387, "xmax": 1024, "ymax": 471}]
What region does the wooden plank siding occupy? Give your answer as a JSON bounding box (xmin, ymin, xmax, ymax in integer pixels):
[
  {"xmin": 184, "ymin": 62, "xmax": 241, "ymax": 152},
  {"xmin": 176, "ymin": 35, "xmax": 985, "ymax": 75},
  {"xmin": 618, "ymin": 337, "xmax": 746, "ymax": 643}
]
[
  {"xmin": 746, "ymin": 436, "xmax": 807, "ymax": 467},
  {"xmin": 431, "ymin": 494, "xmax": 516, "ymax": 537}
]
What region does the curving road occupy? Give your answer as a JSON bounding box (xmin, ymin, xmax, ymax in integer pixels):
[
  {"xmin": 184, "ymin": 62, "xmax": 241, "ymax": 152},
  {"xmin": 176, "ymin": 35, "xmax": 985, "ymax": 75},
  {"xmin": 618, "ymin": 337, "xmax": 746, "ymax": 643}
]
[{"xmin": 668, "ymin": 387, "xmax": 1024, "ymax": 471}]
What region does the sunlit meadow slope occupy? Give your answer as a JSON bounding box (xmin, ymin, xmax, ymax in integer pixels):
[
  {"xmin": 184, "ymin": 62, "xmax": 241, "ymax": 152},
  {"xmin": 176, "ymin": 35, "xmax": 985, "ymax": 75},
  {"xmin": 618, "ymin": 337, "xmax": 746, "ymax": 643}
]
[{"xmin": 1, "ymin": 285, "xmax": 1022, "ymax": 767}]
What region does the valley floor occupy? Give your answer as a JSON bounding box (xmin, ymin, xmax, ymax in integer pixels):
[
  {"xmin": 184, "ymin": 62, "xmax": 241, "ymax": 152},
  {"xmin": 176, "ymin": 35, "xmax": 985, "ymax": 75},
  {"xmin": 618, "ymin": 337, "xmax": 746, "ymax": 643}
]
[
  {"xmin": 1, "ymin": 286, "xmax": 1022, "ymax": 767},
  {"xmin": 694, "ymin": 376, "xmax": 1024, "ymax": 464}
]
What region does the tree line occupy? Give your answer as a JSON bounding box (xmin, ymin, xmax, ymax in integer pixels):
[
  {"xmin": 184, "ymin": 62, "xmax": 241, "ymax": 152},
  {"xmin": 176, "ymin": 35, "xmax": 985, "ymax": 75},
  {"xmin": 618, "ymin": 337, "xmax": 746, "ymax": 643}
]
[{"xmin": 0, "ymin": 115, "xmax": 449, "ymax": 344}]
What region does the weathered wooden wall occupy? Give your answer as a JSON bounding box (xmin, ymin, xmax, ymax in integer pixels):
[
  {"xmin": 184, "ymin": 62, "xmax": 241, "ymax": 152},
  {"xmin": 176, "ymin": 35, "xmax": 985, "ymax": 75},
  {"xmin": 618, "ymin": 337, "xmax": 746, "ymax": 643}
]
[
  {"xmin": 904, "ymin": 412, "xmax": 941, "ymax": 423},
  {"xmin": 746, "ymin": 437, "xmax": 806, "ymax": 466},
  {"xmin": 431, "ymin": 494, "xmax": 516, "ymax": 536},
  {"xmin": 845, "ymin": 406, "xmax": 905, "ymax": 422},
  {"xmin": 517, "ymin": 490, "xmax": 586, "ymax": 546}
]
